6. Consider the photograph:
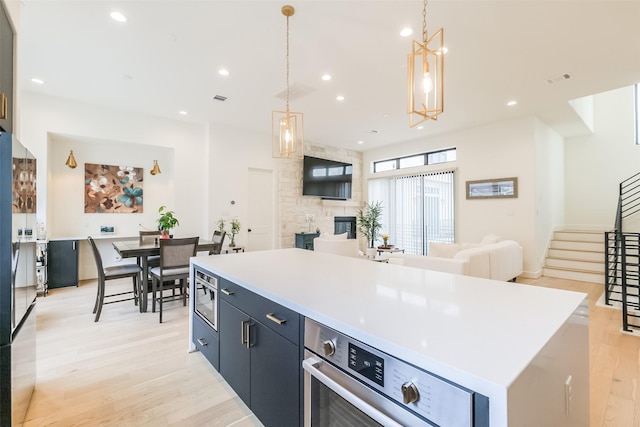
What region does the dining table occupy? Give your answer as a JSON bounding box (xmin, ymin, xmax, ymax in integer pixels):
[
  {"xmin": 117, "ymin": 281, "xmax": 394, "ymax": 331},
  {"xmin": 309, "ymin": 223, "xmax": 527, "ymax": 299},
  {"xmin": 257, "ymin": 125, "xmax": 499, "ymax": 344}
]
[{"xmin": 112, "ymin": 238, "xmax": 218, "ymax": 312}]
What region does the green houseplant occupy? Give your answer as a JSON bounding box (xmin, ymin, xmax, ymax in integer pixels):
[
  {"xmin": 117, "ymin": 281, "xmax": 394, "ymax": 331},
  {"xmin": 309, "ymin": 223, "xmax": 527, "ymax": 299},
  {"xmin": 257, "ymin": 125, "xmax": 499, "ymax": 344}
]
[
  {"xmin": 157, "ymin": 206, "xmax": 179, "ymax": 237},
  {"xmin": 228, "ymin": 218, "xmax": 240, "ymax": 247},
  {"xmin": 357, "ymin": 201, "xmax": 383, "ymax": 253}
]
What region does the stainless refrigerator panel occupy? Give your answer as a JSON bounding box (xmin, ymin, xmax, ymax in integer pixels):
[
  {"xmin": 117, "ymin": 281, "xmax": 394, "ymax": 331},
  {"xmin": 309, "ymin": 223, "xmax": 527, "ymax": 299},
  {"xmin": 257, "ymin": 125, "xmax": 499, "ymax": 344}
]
[
  {"xmin": 11, "ymin": 304, "xmax": 36, "ymax": 426},
  {"xmin": 12, "ymin": 241, "xmax": 36, "ymax": 332}
]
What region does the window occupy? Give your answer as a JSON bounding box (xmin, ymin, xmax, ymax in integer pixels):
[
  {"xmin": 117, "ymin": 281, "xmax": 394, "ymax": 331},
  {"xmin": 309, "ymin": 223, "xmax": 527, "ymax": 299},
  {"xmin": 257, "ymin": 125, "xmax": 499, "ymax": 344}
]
[
  {"xmin": 369, "ymin": 170, "xmax": 455, "ymax": 255},
  {"xmin": 373, "ymin": 148, "xmax": 456, "ymax": 173}
]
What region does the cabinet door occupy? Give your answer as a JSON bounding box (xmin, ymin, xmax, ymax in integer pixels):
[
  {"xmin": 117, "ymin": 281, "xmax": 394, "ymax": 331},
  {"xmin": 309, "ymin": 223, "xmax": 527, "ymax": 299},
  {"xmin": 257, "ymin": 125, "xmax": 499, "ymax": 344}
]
[
  {"xmin": 0, "ymin": 3, "xmax": 13, "ymax": 133},
  {"xmin": 219, "ymin": 300, "xmax": 251, "ymax": 405},
  {"xmin": 47, "ymin": 240, "xmax": 78, "ymax": 288},
  {"xmin": 250, "ymin": 320, "xmax": 300, "ymax": 427}
]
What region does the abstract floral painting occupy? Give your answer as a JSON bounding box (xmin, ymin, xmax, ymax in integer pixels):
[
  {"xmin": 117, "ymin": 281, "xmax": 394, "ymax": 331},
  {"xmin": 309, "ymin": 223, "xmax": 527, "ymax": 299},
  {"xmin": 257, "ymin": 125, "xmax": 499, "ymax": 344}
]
[
  {"xmin": 84, "ymin": 163, "xmax": 143, "ymax": 213},
  {"xmin": 12, "ymin": 157, "xmax": 37, "ymax": 213}
]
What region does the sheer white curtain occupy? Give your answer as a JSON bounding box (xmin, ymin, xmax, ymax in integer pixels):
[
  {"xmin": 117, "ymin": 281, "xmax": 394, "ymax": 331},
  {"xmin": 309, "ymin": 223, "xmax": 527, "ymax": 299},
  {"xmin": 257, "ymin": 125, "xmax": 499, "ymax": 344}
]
[{"xmin": 369, "ymin": 170, "xmax": 455, "ymax": 255}]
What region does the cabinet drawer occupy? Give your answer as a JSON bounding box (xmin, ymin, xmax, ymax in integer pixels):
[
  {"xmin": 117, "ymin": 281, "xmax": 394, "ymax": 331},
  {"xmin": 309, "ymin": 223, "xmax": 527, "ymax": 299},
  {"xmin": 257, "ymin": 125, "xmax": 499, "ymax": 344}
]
[
  {"xmin": 219, "ymin": 278, "xmax": 300, "ymax": 344},
  {"xmin": 193, "ymin": 313, "xmax": 219, "ymax": 370}
]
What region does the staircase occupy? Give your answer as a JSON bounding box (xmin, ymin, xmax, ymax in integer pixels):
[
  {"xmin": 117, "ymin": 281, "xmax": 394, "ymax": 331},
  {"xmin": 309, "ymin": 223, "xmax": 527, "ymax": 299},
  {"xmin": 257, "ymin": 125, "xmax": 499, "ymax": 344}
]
[{"xmin": 543, "ymin": 230, "xmax": 605, "ymax": 284}]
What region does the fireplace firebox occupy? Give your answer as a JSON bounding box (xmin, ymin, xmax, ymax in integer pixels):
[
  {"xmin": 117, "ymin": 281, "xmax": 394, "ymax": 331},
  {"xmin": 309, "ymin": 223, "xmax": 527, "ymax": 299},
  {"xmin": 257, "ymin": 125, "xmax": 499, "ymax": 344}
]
[{"xmin": 334, "ymin": 216, "xmax": 357, "ymax": 239}]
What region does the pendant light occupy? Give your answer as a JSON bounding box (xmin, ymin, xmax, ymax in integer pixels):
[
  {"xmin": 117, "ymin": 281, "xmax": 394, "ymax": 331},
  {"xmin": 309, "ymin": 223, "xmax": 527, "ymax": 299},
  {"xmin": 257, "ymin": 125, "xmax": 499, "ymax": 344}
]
[
  {"xmin": 65, "ymin": 150, "xmax": 77, "ymax": 169},
  {"xmin": 150, "ymin": 160, "xmax": 161, "ymax": 176},
  {"xmin": 272, "ymin": 5, "xmax": 304, "ymax": 159},
  {"xmin": 407, "ymin": 0, "xmax": 444, "ymax": 126}
]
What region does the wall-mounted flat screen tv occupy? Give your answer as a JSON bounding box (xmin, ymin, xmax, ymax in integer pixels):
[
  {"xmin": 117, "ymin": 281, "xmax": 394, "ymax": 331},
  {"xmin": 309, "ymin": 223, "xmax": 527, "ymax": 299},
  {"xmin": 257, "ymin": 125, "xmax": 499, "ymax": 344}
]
[{"xmin": 302, "ymin": 155, "xmax": 353, "ymax": 200}]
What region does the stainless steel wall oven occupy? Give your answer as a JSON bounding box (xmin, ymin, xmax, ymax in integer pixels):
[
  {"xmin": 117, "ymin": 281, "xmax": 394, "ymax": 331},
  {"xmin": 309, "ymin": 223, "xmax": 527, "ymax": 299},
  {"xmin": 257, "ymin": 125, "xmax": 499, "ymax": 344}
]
[
  {"xmin": 303, "ymin": 318, "xmax": 489, "ymax": 427},
  {"xmin": 194, "ymin": 269, "xmax": 217, "ymax": 330}
]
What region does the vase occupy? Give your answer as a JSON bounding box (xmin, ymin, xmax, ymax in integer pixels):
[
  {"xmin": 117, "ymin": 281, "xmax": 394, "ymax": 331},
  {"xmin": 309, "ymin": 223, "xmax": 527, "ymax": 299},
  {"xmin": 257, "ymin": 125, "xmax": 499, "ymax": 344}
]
[{"xmin": 229, "ymin": 236, "xmax": 236, "ymax": 247}]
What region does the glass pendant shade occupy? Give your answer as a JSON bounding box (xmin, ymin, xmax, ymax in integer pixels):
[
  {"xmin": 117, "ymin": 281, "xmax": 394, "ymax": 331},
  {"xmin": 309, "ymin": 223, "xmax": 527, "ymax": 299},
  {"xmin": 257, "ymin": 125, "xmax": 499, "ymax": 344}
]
[
  {"xmin": 408, "ymin": 27, "xmax": 444, "ymax": 127},
  {"xmin": 272, "ymin": 110, "xmax": 304, "ymax": 159},
  {"xmin": 65, "ymin": 150, "xmax": 77, "ymax": 169}
]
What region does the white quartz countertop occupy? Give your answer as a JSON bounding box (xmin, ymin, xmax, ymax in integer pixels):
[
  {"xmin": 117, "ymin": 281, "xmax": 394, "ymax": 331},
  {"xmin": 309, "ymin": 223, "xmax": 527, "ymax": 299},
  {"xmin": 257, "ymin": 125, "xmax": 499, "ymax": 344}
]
[{"xmin": 191, "ymin": 248, "xmax": 587, "ymax": 399}]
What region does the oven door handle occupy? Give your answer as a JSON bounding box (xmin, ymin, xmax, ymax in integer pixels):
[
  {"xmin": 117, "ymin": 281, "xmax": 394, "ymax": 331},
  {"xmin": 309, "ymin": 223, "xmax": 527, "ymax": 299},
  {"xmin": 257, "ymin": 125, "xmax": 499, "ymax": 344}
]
[{"xmin": 302, "ymin": 356, "xmax": 403, "ymax": 427}]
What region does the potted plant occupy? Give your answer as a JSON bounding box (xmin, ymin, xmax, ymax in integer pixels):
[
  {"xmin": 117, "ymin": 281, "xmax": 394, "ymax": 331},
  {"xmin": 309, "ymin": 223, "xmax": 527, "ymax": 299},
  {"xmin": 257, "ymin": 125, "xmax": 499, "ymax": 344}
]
[
  {"xmin": 216, "ymin": 218, "xmax": 226, "ymax": 232},
  {"xmin": 357, "ymin": 201, "xmax": 383, "ymax": 257},
  {"xmin": 228, "ymin": 218, "xmax": 240, "ymax": 247},
  {"xmin": 157, "ymin": 206, "xmax": 179, "ymax": 238}
]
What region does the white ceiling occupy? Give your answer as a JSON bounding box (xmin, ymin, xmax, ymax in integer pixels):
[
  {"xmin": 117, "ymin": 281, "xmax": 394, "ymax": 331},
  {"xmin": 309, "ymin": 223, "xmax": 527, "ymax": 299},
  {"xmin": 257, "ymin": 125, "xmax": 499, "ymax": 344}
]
[{"xmin": 17, "ymin": 1, "xmax": 640, "ymax": 151}]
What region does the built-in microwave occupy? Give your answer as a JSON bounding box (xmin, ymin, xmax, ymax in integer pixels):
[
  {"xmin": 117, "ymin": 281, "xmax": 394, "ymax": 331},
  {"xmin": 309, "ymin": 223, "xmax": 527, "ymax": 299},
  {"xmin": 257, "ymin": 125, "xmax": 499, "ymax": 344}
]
[{"xmin": 194, "ymin": 269, "xmax": 217, "ymax": 331}]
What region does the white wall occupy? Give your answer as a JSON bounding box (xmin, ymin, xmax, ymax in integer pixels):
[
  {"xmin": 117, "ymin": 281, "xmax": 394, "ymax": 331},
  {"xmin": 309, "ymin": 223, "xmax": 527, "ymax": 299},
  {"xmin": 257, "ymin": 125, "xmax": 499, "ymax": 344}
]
[
  {"xmin": 19, "ymin": 92, "xmax": 209, "ymax": 279},
  {"xmin": 565, "ymin": 85, "xmax": 638, "ymax": 229},
  {"xmin": 363, "ymin": 116, "xmax": 550, "ymax": 277}
]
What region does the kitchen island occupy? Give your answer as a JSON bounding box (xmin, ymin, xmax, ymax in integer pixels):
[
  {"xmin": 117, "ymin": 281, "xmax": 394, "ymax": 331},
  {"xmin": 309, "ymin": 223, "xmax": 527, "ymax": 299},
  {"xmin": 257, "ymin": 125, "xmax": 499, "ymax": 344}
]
[{"xmin": 190, "ymin": 248, "xmax": 589, "ymax": 426}]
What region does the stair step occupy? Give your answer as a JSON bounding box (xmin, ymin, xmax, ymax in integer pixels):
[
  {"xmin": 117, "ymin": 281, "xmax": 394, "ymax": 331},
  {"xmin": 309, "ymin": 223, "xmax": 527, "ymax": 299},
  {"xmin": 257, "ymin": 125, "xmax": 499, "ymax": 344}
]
[
  {"xmin": 542, "ymin": 267, "xmax": 604, "ymax": 284},
  {"xmin": 545, "ymin": 257, "xmax": 604, "ymax": 273},
  {"xmin": 548, "ymin": 248, "xmax": 603, "ymax": 262},
  {"xmin": 554, "ymin": 230, "xmax": 604, "ymax": 243},
  {"xmin": 550, "ymin": 240, "xmax": 604, "ymax": 252}
]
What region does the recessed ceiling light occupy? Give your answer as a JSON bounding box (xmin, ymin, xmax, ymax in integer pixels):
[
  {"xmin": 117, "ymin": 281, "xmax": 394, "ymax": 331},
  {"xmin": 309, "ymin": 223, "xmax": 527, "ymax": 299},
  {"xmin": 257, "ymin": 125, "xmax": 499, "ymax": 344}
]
[
  {"xmin": 357, "ymin": 141, "xmax": 364, "ymax": 145},
  {"xmin": 31, "ymin": 78, "xmax": 44, "ymax": 85},
  {"xmin": 218, "ymin": 69, "xmax": 229, "ymax": 76},
  {"xmin": 336, "ymin": 95, "xmax": 345, "ymax": 101},
  {"xmin": 400, "ymin": 27, "xmax": 413, "ymax": 37},
  {"xmin": 435, "ymin": 47, "xmax": 449, "ymax": 55},
  {"xmin": 322, "ymin": 74, "xmax": 332, "ymax": 81},
  {"xmin": 417, "ymin": 126, "xmax": 424, "ymax": 130},
  {"xmin": 179, "ymin": 111, "xmax": 188, "ymax": 115},
  {"xmin": 110, "ymin": 11, "xmax": 127, "ymax": 23},
  {"xmin": 507, "ymin": 100, "xmax": 518, "ymax": 107}
]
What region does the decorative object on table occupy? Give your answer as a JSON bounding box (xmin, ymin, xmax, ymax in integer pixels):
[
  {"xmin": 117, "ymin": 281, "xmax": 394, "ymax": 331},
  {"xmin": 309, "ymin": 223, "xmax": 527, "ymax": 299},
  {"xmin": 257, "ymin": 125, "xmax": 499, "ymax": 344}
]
[
  {"xmin": 466, "ymin": 177, "xmax": 518, "ymax": 199},
  {"xmin": 216, "ymin": 218, "xmax": 226, "ymax": 232},
  {"xmin": 305, "ymin": 213, "xmax": 315, "ymax": 232},
  {"xmin": 271, "ymin": 4, "xmax": 304, "ymax": 159},
  {"xmin": 228, "ymin": 218, "xmax": 240, "ymax": 247},
  {"xmin": 84, "ymin": 163, "xmax": 144, "ymax": 213},
  {"xmin": 357, "ymin": 201, "xmax": 383, "ymax": 258},
  {"xmin": 157, "ymin": 205, "xmax": 179, "ymax": 238},
  {"xmin": 12, "ymin": 156, "xmax": 37, "ymax": 213},
  {"xmin": 100, "ymin": 225, "xmax": 115, "ymax": 234},
  {"xmin": 407, "ymin": 0, "xmax": 445, "ymax": 127},
  {"xmin": 380, "ymin": 233, "xmax": 391, "ymax": 248}
]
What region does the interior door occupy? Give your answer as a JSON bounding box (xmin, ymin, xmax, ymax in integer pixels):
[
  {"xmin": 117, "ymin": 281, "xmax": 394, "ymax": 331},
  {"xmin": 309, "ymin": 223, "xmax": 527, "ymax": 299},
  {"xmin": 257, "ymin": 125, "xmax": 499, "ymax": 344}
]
[{"xmin": 247, "ymin": 168, "xmax": 274, "ymax": 251}]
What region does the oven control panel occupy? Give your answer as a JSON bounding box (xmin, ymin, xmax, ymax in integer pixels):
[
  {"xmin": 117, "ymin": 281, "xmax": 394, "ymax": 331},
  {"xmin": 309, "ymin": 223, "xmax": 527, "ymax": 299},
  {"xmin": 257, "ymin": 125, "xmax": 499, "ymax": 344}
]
[{"xmin": 305, "ymin": 318, "xmax": 476, "ymax": 427}]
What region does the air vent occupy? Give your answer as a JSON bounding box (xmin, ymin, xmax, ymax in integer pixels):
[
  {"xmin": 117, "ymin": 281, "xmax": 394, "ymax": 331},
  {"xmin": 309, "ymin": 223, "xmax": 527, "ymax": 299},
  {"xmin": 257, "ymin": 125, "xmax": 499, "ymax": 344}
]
[
  {"xmin": 370, "ymin": 130, "xmax": 379, "ymax": 134},
  {"xmin": 213, "ymin": 95, "xmax": 228, "ymax": 102},
  {"xmin": 546, "ymin": 73, "xmax": 571, "ymax": 84}
]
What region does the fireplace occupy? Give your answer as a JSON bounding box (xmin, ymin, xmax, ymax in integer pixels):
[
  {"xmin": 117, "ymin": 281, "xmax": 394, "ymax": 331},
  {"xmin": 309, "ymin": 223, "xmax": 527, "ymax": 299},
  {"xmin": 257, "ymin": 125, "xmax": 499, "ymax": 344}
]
[{"xmin": 334, "ymin": 216, "xmax": 357, "ymax": 239}]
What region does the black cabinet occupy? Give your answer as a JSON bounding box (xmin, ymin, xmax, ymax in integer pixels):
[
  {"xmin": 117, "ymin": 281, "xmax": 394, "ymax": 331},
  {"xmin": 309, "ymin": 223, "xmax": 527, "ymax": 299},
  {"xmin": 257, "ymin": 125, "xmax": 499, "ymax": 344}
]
[
  {"xmin": 192, "ymin": 313, "xmax": 219, "ymax": 370},
  {"xmin": 47, "ymin": 240, "xmax": 79, "ymax": 289},
  {"xmin": 295, "ymin": 232, "xmax": 319, "ymax": 250},
  {"xmin": 218, "ymin": 279, "xmax": 302, "ymax": 427}
]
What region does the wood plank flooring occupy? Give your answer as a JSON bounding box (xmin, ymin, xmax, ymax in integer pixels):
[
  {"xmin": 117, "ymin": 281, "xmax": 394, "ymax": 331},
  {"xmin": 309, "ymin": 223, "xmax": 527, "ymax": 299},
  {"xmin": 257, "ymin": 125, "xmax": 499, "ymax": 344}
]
[{"xmin": 24, "ymin": 276, "xmax": 640, "ymax": 426}]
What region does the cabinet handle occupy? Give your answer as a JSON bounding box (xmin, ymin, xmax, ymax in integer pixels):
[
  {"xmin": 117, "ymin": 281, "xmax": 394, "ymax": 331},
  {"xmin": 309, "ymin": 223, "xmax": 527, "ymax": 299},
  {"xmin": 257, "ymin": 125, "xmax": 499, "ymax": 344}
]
[
  {"xmin": 266, "ymin": 313, "xmax": 286, "ymax": 325},
  {"xmin": 0, "ymin": 93, "xmax": 6, "ymax": 120},
  {"xmin": 197, "ymin": 338, "xmax": 208, "ymax": 347},
  {"xmin": 241, "ymin": 320, "xmax": 249, "ymax": 345},
  {"xmin": 72, "ymin": 241, "xmax": 77, "ymax": 251},
  {"xmin": 221, "ymin": 288, "xmax": 234, "ymax": 296},
  {"xmin": 246, "ymin": 322, "xmax": 252, "ymax": 349}
]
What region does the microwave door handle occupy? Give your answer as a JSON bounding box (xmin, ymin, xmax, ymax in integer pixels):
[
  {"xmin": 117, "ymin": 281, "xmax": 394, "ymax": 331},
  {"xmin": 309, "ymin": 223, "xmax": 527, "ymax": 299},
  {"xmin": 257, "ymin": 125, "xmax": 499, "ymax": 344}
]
[{"xmin": 302, "ymin": 356, "xmax": 403, "ymax": 427}]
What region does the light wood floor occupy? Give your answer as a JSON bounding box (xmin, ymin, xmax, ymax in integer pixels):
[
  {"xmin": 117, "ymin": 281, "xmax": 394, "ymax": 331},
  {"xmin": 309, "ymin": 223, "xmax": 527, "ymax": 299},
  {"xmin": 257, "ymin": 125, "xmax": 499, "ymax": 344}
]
[{"xmin": 23, "ymin": 276, "xmax": 640, "ymax": 426}]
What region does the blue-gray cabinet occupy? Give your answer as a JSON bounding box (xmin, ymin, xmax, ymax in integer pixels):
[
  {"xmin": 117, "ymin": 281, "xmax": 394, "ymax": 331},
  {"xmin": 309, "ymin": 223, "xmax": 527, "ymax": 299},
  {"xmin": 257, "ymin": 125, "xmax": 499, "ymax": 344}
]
[
  {"xmin": 218, "ymin": 278, "xmax": 302, "ymax": 427},
  {"xmin": 47, "ymin": 240, "xmax": 78, "ymax": 289},
  {"xmin": 294, "ymin": 232, "xmax": 319, "ymax": 250}
]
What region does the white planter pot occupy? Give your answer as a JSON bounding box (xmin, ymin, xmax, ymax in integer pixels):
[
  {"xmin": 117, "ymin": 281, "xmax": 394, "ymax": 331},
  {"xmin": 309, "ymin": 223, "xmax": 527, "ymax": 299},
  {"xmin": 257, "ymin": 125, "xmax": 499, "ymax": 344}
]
[{"xmin": 366, "ymin": 247, "xmax": 377, "ymax": 259}]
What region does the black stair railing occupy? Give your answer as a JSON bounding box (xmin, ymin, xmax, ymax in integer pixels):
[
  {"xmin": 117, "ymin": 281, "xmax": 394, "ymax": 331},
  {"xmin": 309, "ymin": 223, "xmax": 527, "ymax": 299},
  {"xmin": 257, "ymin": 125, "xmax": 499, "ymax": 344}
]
[{"xmin": 606, "ymin": 172, "xmax": 640, "ymax": 332}]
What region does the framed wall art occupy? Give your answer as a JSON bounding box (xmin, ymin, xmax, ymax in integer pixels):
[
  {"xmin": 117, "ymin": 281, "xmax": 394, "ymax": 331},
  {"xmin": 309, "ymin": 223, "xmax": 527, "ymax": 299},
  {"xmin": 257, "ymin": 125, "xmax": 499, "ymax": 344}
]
[
  {"xmin": 466, "ymin": 177, "xmax": 518, "ymax": 199},
  {"xmin": 84, "ymin": 163, "xmax": 144, "ymax": 213}
]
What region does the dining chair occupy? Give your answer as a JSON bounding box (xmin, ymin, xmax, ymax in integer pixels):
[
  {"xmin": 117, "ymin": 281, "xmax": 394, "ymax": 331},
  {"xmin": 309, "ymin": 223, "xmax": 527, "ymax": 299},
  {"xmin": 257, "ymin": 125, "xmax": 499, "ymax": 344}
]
[
  {"xmin": 210, "ymin": 230, "xmax": 226, "ymax": 255},
  {"xmin": 149, "ymin": 237, "xmax": 199, "ymax": 323},
  {"xmin": 139, "ymin": 230, "xmax": 161, "ymax": 267},
  {"xmin": 88, "ymin": 236, "xmax": 142, "ymax": 322}
]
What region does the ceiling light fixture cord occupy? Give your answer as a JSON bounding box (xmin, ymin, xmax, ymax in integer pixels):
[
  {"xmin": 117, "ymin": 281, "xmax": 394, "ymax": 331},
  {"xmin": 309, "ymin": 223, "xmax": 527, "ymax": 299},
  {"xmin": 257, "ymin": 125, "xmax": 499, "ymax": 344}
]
[
  {"xmin": 286, "ymin": 12, "xmax": 290, "ymax": 115},
  {"xmin": 422, "ymin": 0, "xmax": 428, "ymax": 44}
]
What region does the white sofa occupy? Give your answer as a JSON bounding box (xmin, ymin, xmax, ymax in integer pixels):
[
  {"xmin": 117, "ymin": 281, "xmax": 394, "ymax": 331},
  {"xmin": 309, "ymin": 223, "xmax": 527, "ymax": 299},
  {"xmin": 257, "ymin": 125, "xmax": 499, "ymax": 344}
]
[
  {"xmin": 313, "ymin": 233, "xmax": 361, "ymax": 258},
  {"xmin": 388, "ymin": 237, "xmax": 523, "ymax": 282}
]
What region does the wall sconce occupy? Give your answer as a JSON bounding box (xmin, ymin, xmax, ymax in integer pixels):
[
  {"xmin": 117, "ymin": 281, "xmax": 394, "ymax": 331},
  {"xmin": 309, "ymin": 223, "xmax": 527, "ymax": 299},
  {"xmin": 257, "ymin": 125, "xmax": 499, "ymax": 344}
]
[
  {"xmin": 150, "ymin": 160, "xmax": 161, "ymax": 175},
  {"xmin": 65, "ymin": 150, "xmax": 77, "ymax": 169}
]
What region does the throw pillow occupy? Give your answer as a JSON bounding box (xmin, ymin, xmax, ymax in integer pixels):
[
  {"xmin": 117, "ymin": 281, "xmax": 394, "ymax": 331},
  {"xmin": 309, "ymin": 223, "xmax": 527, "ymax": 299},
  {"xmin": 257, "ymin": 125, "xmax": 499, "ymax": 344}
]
[
  {"xmin": 428, "ymin": 242, "xmax": 461, "ymax": 258},
  {"xmin": 481, "ymin": 234, "xmax": 501, "ymax": 244},
  {"xmin": 320, "ymin": 232, "xmax": 348, "ymax": 240}
]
